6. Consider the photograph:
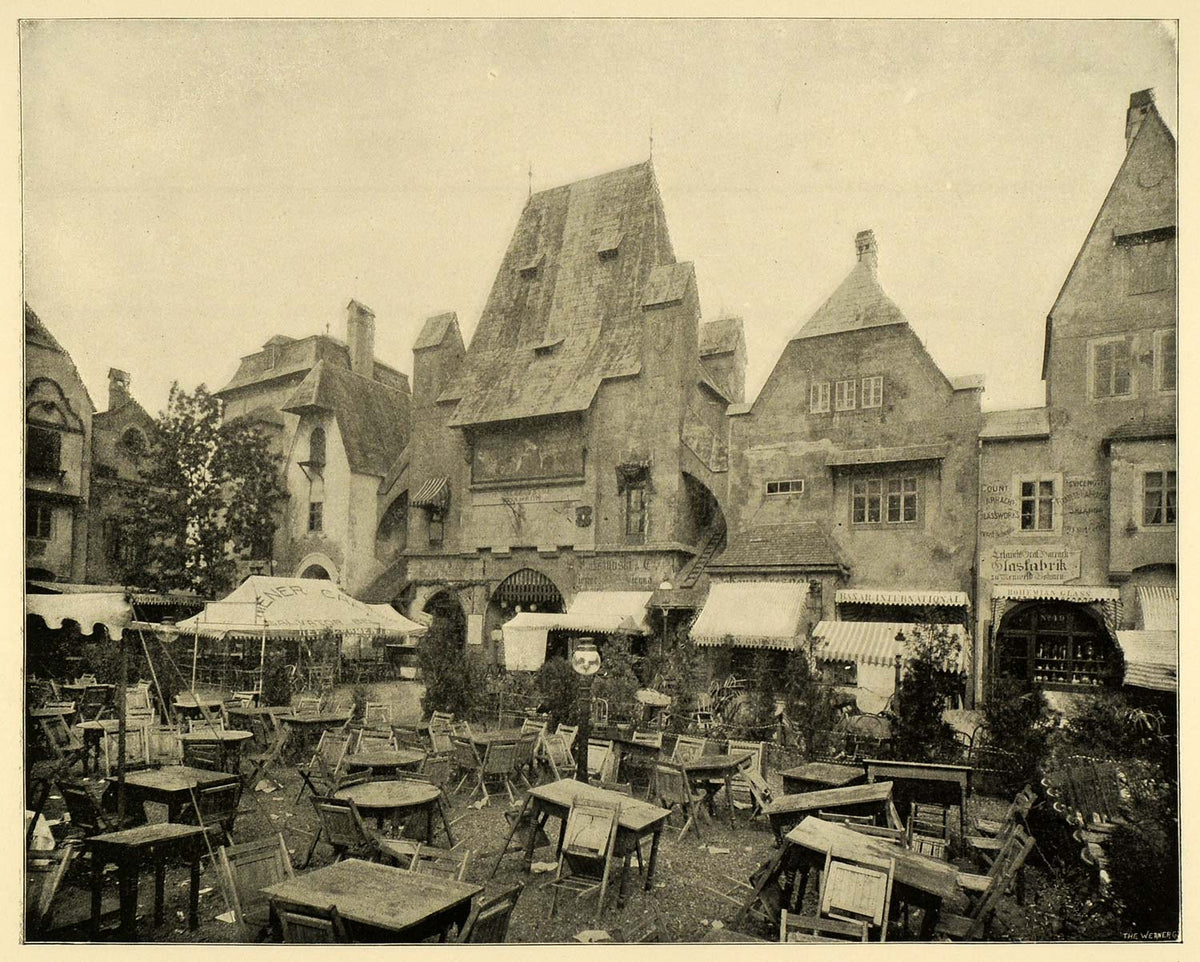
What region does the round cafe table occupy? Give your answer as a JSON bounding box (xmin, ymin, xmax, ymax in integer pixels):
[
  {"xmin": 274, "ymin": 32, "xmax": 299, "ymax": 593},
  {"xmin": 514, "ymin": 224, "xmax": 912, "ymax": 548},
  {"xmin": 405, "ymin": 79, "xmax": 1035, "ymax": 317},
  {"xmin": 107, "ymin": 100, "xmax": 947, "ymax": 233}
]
[
  {"xmin": 279, "ymin": 712, "xmax": 353, "ymax": 759},
  {"xmin": 334, "ymin": 779, "xmax": 453, "ymax": 845},
  {"xmin": 346, "ymin": 748, "xmax": 426, "ymax": 777},
  {"xmin": 178, "ymin": 729, "xmax": 255, "ymax": 773},
  {"xmin": 173, "ymin": 693, "xmax": 225, "ymax": 723}
]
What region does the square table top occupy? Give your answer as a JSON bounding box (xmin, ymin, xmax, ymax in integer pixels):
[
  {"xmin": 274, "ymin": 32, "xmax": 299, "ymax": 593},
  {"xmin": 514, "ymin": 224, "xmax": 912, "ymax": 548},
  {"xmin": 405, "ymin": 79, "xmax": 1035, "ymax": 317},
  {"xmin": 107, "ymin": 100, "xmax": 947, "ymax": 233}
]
[
  {"xmin": 679, "ymin": 752, "xmax": 753, "ymax": 775},
  {"xmin": 120, "ymin": 764, "xmax": 238, "ymax": 794},
  {"xmin": 785, "ymin": 816, "xmax": 959, "ymax": 901},
  {"xmin": 88, "ymin": 822, "xmax": 207, "ymax": 850},
  {"xmin": 765, "ymin": 781, "xmax": 896, "ymax": 817},
  {"xmin": 530, "ymin": 778, "xmax": 671, "ymax": 834},
  {"xmin": 262, "ymin": 858, "xmax": 481, "ymax": 934},
  {"xmin": 779, "ymin": 761, "xmax": 866, "ymax": 787}
]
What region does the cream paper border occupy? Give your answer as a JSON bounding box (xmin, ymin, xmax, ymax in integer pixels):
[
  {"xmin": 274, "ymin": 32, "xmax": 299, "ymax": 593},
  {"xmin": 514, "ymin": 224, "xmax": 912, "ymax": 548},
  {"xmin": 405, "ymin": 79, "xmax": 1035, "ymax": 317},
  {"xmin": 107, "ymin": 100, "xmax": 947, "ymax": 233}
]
[{"xmin": 1, "ymin": 2, "xmax": 1192, "ymax": 959}]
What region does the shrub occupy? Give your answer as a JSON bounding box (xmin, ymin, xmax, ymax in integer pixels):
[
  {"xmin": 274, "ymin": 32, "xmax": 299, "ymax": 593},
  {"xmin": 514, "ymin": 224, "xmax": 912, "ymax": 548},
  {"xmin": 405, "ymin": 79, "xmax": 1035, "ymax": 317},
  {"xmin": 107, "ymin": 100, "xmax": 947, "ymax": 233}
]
[
  {"xmin": 886, "ymin": 622, "xmax": 961, "ymax": 763},
  {"xmin": 1106, "ymin": 813, "xmax": 1180, "ymax": 936},
  {"xmin": 536, "ymin": 656, "xmax": 582, "ymax": 729},
  {"xmin": 595, "ymin": 635, "xmax": 640, "ymax": 725},
  {"xmin": 981, "ymin": 677, "xmax": 1052, "ymax": 795},
  {"xmin": 417, "ymin": 622, "xmax": 484, "ymax": 719},
  {"xmin": 780, "ymin": 646, "xmax": 841, "ymax": 757},
  {"xmin": 1056, "ymin": 690, "xmax": 1175, "ymax": 778}
]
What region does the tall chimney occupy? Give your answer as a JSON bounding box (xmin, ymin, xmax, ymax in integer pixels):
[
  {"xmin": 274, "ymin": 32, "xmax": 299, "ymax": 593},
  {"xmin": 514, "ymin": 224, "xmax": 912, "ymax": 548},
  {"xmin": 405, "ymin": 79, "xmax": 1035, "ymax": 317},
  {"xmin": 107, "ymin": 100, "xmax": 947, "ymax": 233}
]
[
  {"xmin": 108, "ymin": 368, "xmax": 131, "ymax": 411},
  {"xmin": 346, "ymin": 299, "xmax": 375, "ymax": 380},
  {"xmin": 1126, "ymin": 88, "xmax": 1155, "ymax": 152},
  {"xmin": 855, "ymin": 229, "xmax": 878, "ymax": 273}
]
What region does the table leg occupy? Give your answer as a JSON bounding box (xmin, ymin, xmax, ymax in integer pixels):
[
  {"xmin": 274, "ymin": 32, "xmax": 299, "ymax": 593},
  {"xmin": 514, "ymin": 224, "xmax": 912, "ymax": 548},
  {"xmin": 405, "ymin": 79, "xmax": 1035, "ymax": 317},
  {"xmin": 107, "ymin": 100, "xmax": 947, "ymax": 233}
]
[
  {"xmin": 426, "ymin": 805, "xmax": 434, "ymax": 845},
  {"xmin": 119, "ymin": 863, "xmax": 139, "ymax": 936},
  {"xmin": 616, "ymin": 851, "xmax": 632, "ymax": 908},
  {"xmin": 645, "ymin": 829, "xmax": 662, "ymax": 890},
  {"xmin": 723, "ymin": 774, "xmax": 735, "ymax": 826},
  {"xmin": 918, "ymin": 899, "xmax": 942, "ymax": 940},
  {"xmin": 90, "ymin": 854, "xmax": 104, "ymax": 937},
  {"xmin": 188, "ymin": 856, "xmax": 201, "ymax": 929},
  {"xmin": 439, "ymin": 795, "xmax": 456, "ymax": 848},
  {"xmin": 154, "ymin": 858, "xmax": 166, "ymax": 927}
]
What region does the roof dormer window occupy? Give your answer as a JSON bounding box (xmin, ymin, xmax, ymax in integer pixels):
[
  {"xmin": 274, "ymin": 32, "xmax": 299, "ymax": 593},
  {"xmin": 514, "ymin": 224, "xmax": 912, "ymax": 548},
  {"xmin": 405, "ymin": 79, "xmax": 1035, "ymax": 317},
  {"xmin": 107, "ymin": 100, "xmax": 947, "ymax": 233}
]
[
  {"xmin": 597, "ymin": 229, "xmax": 622, "ymax": 260},
  {"xmin": 518, "ymin": 252, "xmax": 543, "ymax": 278}
]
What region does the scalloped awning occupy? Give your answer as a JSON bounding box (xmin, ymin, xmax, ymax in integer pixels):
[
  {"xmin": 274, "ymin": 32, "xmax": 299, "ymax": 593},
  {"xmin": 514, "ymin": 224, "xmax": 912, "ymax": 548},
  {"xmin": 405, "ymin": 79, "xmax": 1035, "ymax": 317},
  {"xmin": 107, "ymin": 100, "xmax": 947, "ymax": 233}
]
[{"xmin": 691, "ymin": 581, "xmax": 810, "ymax": 650}]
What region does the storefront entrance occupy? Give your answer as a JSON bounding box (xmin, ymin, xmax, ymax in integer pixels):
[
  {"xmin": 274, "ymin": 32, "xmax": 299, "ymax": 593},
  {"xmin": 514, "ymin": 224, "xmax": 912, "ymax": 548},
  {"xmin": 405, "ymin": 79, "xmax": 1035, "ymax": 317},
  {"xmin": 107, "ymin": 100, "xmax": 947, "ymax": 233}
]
[{"xmin": 994, "ymin": 601, "xmax": 1119, "ymax": 691}]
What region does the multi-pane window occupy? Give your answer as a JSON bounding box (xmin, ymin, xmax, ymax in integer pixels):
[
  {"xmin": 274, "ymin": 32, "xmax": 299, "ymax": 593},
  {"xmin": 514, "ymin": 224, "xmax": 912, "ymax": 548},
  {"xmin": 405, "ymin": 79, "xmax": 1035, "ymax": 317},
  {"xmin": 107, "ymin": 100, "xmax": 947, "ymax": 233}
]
[
  {"xmin": 26, "ymin": 425, "xmax": 63, "ymax": 477},
  {"xmin": 625, "ymin": 485, "xmax": 647, "ymax": 538},
  {"xmin": 886, "ymin": 478, "xmax": 918, "ymax": 522},
  {"xmin": 308, "ymin": 501, "xmax": 323, "ymax": 533},
  {"xmin": 765, "ymin": 479, "xmax": 805, "ymax": 496},
  {"xmin": 1143, "ymin": 470, "xmax": 1176, "ymax": 526},
  {"xmin": 1091, "ymin": 338, "xmax": 1133, "ymax": 399},
  {"xmin": 26, "ymin": 502, "xmax": 52, "ymax": 540},
  {"xmin": 852, "ymin": 479, "xmax": 882, "ymax": 523},
  {"xmin": 809, "ymin": 382, "xmax": 830, "ymax": 413},
  {"xmin": 1019, "ymin": 479, "xmax": 1055, "ymax": 531},
  {"xmin": 834, "ymin": 379, "xmax": 857, "ymax": 411},
  {"xmin": 861, "ymin": 376, "xmax": 884, "ymax": 408},
  {"xmin": 1156, "ymin": 330, "xmax": 1176, "ymax": 392}
]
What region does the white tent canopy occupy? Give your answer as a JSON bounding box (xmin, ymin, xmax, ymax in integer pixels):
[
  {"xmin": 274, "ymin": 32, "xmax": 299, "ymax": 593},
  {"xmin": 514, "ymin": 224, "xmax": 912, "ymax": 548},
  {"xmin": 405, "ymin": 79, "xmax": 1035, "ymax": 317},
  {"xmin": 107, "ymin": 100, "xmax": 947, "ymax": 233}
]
[
  {"xmin": 174, "ymin": 576, "xmax": 428, "ymax": 640},
  {"xmin": 26, "ymin": 590, "xmax": 132, "ymax": 639}
]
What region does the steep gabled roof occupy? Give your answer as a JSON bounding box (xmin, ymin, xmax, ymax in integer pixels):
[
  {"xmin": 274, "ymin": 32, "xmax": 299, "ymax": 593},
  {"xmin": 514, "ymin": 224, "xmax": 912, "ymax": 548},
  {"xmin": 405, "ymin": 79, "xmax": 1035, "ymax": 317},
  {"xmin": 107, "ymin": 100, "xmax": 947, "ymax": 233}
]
[
  {"xmin": 699, "ymin": 316, "xmax": 745, "ymax": 357},
  {"xmin": 791, "ymin": 258, "xmax": 906, "ymax": 341},
  {"xmin": 1042, "ymin": 97, "xmax": 1176, "ymax": 379},
  {"xmin": 413, "ymin": 312, "xmax": 462, "ymax": 351},
  {"xmin": 283, "ymin": 360, "xmax": 410, "ymax": 478},
  {"xmin": 216, "ymin": 333, "xmax": 409, "ymax": 397},
  {"xmin": 443, "ymin": 161, "xmax": 677, "ymax": 426},
  {"xmin": 24, "ymin": 303, "xmax": 97, "ymax": 414}
]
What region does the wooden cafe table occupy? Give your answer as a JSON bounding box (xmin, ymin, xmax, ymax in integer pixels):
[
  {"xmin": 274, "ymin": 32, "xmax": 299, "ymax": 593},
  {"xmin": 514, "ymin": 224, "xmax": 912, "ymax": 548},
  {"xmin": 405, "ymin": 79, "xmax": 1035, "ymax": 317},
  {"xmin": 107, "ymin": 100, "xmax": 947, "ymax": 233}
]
[
  {"xmin": 345, "ymin": 747, "xmax": 427, "ymax": 777},
  {"xmin": 494, "ymin": 778, "xmax": 671, "ymax": 908},
  {"xmin": 764, "ymin": 781, "xmax": 903, "ymax": 845},
  {"xmin": 468, "ymin": 728, "xmax": 524, "ymax": 749},
  {"xmin": 263, "ymin": 858, "xmax": 481, "ymax": 942},
  {"xmin": 278, "ymin": 710, "xmax": 352, "ymax": 758},
  {"xmin": 679, "ymin": 752, "xmax": 754, "ymax": 825},
  {"xmin": 862, "ymin": 758, "xmax": 973, "ymax": 836},
  {"xmin": 741, "ymin": 815, "xmax": 960, "ymax": 940},
  {"xmin": 178, "ymin": 729, "xmax": 255, "ymax": 773},
  {"xmin": 120, "ymin": 764, "xmax": 239, "ymax": 823},
  {"xmin": 779, "ymin": 761, "xmax": 866, "ymax": 795},
  {"xmin": 334, "ymin": 779, "xmax": 454, "ymax": 845}
]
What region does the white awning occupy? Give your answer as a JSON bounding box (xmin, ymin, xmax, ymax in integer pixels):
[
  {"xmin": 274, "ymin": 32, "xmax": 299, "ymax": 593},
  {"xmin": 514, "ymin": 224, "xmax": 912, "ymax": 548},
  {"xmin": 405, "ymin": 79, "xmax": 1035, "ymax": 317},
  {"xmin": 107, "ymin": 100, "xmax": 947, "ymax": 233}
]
[
  {"xmin": 1117, "ymin": 630, "xmax": 1177, "ymax": 692},
  {"xmin": 500, "ymin": 614, "xmax": 555, "ymax": 672},
  {"xmin": 691, "ymin": 581, "xmax": 810, "ymax": 650},
  {"xmin": 26, "ymin": 591, "xmax": 132, "ymax": 640},
  {"xmin": 992, "ymin": 584, "xmax": 1121, "ymax": 604},
  {"xmin": 500, "ymin": 591, "xmax": 652, "ymax": 636},
  {"xmin": 1135, "ymin": 586, "xmax": 1177, "ymax": 631},
  {"xmin": 836, "ymin": 588, "xmax": 970, "ymax": 609},
  {"xmin": 813, "ymin": 620, "xmax": 969, "ymax": 671}
]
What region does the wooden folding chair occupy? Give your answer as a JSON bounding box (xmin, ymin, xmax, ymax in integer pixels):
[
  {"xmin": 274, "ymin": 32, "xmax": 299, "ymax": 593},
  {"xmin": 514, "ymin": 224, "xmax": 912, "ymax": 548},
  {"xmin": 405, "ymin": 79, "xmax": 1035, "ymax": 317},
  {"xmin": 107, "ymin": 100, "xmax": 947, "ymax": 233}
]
[
  {"xmin": 520, "ymin": 718, "xmax": 548, "ymax": 736},
  {"xmin": 189, "ymin": 781, "xmax": 243, "ymax": 845},
  {"xmin": 294, "ymin": 696, "xmax": 321, "ymax": 716},
  {"xmin": 671, "ymin": 734, "xmax": 707, "ymax": 762},
  {"xmin": 811, "ymin": 850, "xmax": 895, "ymax": 941},
  {"xmin": 295, "ymin": 730, "xmax": 353, "ymax": 803},
  {"xmin": 216, "ymin": 833, "xmax": 294, "ymax": 941},
  {"xmin": 188, "ymin": 716, "xmax": 226, "ymax": 733},
  {"xmin": 409, "ymin": 842, "xmax": 471, "ymax": 881},
  {"xmin": 457, "ymin": 882, "xmax": 525, "ymax": 942},
  {"xmin": 778, "ymin": 909, "xmax": 845, "ymax": 943},
  {"xmin": 58, "ymin": 781, "xmax": 143, "ymax": 837},
  {"xmin": 244, "ymin": 713, "xmax": 288, "ymax": 786},
  {"xmin": 183, "ymin": 740, "xmax": 223, "ymax": 771},
  {"xmin": 555, "ymin": 724, "xmax": 579, "ymax": 753},
  {"xmin": 937, "ymin": 827, "xmax": 1036, "ymax": 940},
  {"xmin": 540, "ymin": 733, "xmax": 576, "ymax": 782},
  {"xmin": 586, "ymin": 739, "xmax": 615, "ymax": 783},
  {"xmin": 39, "ymin": 716, "xmax": 85, "ymax": 769},
  {"xmin": 307, "ymin": 795, "xmax": 380, "ymax": 864},
  {"xmin": 78, "ymin": 686, "xmax": 110, "ymax": 722},
  {"xmin": 279, "ymin": 905, "xmax": 349, "ymax": 942},
  {"xmin": 544, "ymin": 796, "xmax": 622, "ymax": 921},
  {"xmin": 101, "ymin": 726, "xmax": 151, "ymax": 776},
  {"xmin": 25, "ymin": 840, "xmax": 82, "ymax": 935},
  {"xmin": 654, "ymin": 761, "xmax": 705, "ymax": 840},
  {"xmin": 355, "ymin": 729, "xmax": 398, "ymax": 753},
  {"xmin": 363, "ymin": 702, "xmax": 391, "ymax": 730},
  {"xmin": 420, "ymin": 751, "xmax": 452, "ymax": 789},
  {"xmin": 513, "ymin": 731, "xmax": 539, "ymax": 788}
]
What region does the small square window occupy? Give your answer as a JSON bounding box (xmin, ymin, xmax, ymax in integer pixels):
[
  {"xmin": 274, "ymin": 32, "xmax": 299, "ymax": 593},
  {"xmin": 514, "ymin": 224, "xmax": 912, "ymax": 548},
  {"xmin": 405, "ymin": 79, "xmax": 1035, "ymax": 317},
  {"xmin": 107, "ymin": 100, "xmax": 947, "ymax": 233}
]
[
  {"xmin": 834, "ymin": 379, "xmax": 857, "ymax": 411},
  {"xmin": 810, "ymin": 382, "xmax": 830, "ymax": 414},
  {"xmin": 861, "ymin": 376, "xmax": 883, "ymax": 408},
  {"xmin": 766, "ymin": 479, "xmax": 804, "ymax": 496}
]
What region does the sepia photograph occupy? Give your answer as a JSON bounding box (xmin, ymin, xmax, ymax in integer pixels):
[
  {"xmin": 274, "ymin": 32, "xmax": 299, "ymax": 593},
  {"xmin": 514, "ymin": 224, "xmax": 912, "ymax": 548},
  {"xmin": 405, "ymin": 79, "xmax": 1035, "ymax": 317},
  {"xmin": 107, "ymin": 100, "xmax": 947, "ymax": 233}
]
[{"xmin": 19, "ymin": 12, "xmax": 1179, "ymax": 945}]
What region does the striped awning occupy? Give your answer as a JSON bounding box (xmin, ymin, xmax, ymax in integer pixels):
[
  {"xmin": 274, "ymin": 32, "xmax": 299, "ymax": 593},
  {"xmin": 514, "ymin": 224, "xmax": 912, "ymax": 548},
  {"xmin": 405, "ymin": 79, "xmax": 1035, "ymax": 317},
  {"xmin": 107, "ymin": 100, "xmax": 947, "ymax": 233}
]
[
  {"xmin": 992, "ymin": 584, "xmax": 1120, "ymax": 604},
  {"xmin": 836, "ymin": 588, "xmax": 969, "ymax": 609},
  {"xmin": 1135, "ymin": 586, "xmax": 1177, "ymax": 630},
  {"xmin": 411, "ymin": 476, "xmax": 450, "ymax": 509},
  {"xmin": 691, "ymin": 581, "xmax": 810, "ymax": 650},
  {"xmin": 813, "ymin": 620, "xmax": 969, "ymax": 670},
  {"xmin": 501, "ymin": 591, "xmax": 652, "ymax": 635},
  {"xmin": 1117, "ymin": 630, "xmax": 1177, "ymax": 692}
]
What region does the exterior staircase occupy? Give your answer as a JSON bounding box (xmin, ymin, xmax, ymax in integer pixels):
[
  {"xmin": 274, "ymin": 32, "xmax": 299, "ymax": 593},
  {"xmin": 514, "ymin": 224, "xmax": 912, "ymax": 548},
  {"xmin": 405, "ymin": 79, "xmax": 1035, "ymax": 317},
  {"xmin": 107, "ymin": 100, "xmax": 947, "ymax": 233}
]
[{"xmin": 677, "ymin": 522, "xmax": 726, "ymax": 589}]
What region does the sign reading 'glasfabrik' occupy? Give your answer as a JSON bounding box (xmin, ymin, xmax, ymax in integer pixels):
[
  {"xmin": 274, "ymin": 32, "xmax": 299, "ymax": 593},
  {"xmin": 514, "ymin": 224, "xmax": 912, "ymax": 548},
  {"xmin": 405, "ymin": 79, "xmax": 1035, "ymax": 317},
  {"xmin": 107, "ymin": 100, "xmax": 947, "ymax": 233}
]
[{"xmin": 983, "ymin": 545, "xmax": 1081, "ymax": 583}]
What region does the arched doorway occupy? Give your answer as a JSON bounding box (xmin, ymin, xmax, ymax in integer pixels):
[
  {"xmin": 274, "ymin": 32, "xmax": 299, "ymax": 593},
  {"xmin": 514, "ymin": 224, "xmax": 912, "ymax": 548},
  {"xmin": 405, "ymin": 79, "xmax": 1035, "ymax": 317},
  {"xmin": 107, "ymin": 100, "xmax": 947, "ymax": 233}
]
[
  {"xmin": 423, "ymin": 589, "xmax": 468, "ymax": 650},
  {"xmin": 994, "ymin": 601, "xmax": 1120, "ymax": 690},
  {"xmin": 300, "ymin": 564, "xmax": 331, "ymax": 580},
  {"xmin": 485, "ymin": 568, "xmax": 566, "ymax": 667}
]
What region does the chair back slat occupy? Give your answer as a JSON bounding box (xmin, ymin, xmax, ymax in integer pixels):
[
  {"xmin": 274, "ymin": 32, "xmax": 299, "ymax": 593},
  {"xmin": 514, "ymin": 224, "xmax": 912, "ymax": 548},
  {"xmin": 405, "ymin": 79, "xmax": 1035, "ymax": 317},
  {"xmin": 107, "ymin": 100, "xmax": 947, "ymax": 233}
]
[
  {"xmin": 457, "ymin": 882, "xmax": 524, "ymax": 942},
  {"xmin": 484, "ymin": 741, "xmax": 518, "ymax": 775},
  {"xmin": 279, "ymin": 906, "xmax": 348, "ymax": 942},
  {"xmin": 672, "ymin": 735, "xmax": 708, "ymax": 762},
  {"xmin": 409, "ymin": 843, "xmax": 471, "ymax": 881},
  {"xmin": 217, "ymin": 834, "xmax": 293, "ymax": 933}
]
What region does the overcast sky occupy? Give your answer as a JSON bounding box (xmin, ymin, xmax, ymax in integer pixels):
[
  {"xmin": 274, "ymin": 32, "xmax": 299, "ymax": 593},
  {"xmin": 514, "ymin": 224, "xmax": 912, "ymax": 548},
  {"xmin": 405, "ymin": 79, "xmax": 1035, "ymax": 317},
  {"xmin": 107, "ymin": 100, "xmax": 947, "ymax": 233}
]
[{"xmin": 21, "ymin": 18, "xmax": 1176, "ymax": 416}]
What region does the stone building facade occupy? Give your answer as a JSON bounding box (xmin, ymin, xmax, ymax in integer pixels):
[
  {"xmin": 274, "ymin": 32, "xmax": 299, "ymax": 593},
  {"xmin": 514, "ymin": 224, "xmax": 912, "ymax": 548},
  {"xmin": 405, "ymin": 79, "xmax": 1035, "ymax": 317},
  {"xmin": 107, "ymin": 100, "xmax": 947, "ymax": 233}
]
[
  {"xmin": 705, "ymin": 231, "xmax": 983, "ymax": 706},
  {"xmin": 977, "ymin": 90, "xmax": 1177, "ymax": 704},
  {"xmin": 404, "ymin": 162, "xmax": 736, "ymax": 661},
  {"xmin": 214, "ymin": 301, "xmax": 412, "ymax": 592},
  {"xmin": 86, "ymin": 368, "xmax": 158, "ymax": 584},
  {"xmin": 24, "ymin": 305, "xmax": 95, "ymax": 584}
]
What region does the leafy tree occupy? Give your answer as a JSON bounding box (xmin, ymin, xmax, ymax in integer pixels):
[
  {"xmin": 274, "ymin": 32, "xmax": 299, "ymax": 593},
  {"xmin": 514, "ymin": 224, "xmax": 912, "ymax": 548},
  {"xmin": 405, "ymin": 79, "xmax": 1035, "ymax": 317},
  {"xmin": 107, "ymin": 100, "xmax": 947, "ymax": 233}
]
[
  {"xmin": 981, "ymin": 677, "xmax": 1053, "ymax": 794},
  {"xmin": 595, "ymin": 634, "xmax": 640, "ymax": 724},
  {"xmin": 536, "ymin": 656, "xmax": 582, "ymax": 729},
  {"xmin": 886, "ymin": 622, "xmax": 961, "ymax": 762},
  {"xmin": 652, "ymin": 625, "xmax": 705, "ymax": 734},
  {"xmin": 780, "ymin": 644, "xmax": 841, "ymax": 757},
  {"xmin": 121, "ymin": 383, "xmax": 285, "ymax": 597},
  {"xmin": 418, "ymin": 621, "xmax": 485, "ymax": 718}
]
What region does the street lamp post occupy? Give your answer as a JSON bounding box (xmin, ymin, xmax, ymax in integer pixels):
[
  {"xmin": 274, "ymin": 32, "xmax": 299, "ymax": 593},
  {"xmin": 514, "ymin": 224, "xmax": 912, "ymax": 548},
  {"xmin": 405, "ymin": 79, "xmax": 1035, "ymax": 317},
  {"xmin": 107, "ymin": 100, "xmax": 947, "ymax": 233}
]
[{"xmin": 570, "ymin": 638, "xmax": 601, "ymax": 783}]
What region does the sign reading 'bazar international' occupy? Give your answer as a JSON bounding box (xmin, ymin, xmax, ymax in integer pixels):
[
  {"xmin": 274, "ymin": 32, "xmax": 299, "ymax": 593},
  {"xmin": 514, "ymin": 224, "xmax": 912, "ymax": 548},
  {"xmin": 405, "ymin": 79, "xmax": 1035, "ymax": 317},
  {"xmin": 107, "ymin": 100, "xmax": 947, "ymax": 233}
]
[{"xmin": 984, "ymin": 545, "xmax": 1081, "ymax": 583}]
